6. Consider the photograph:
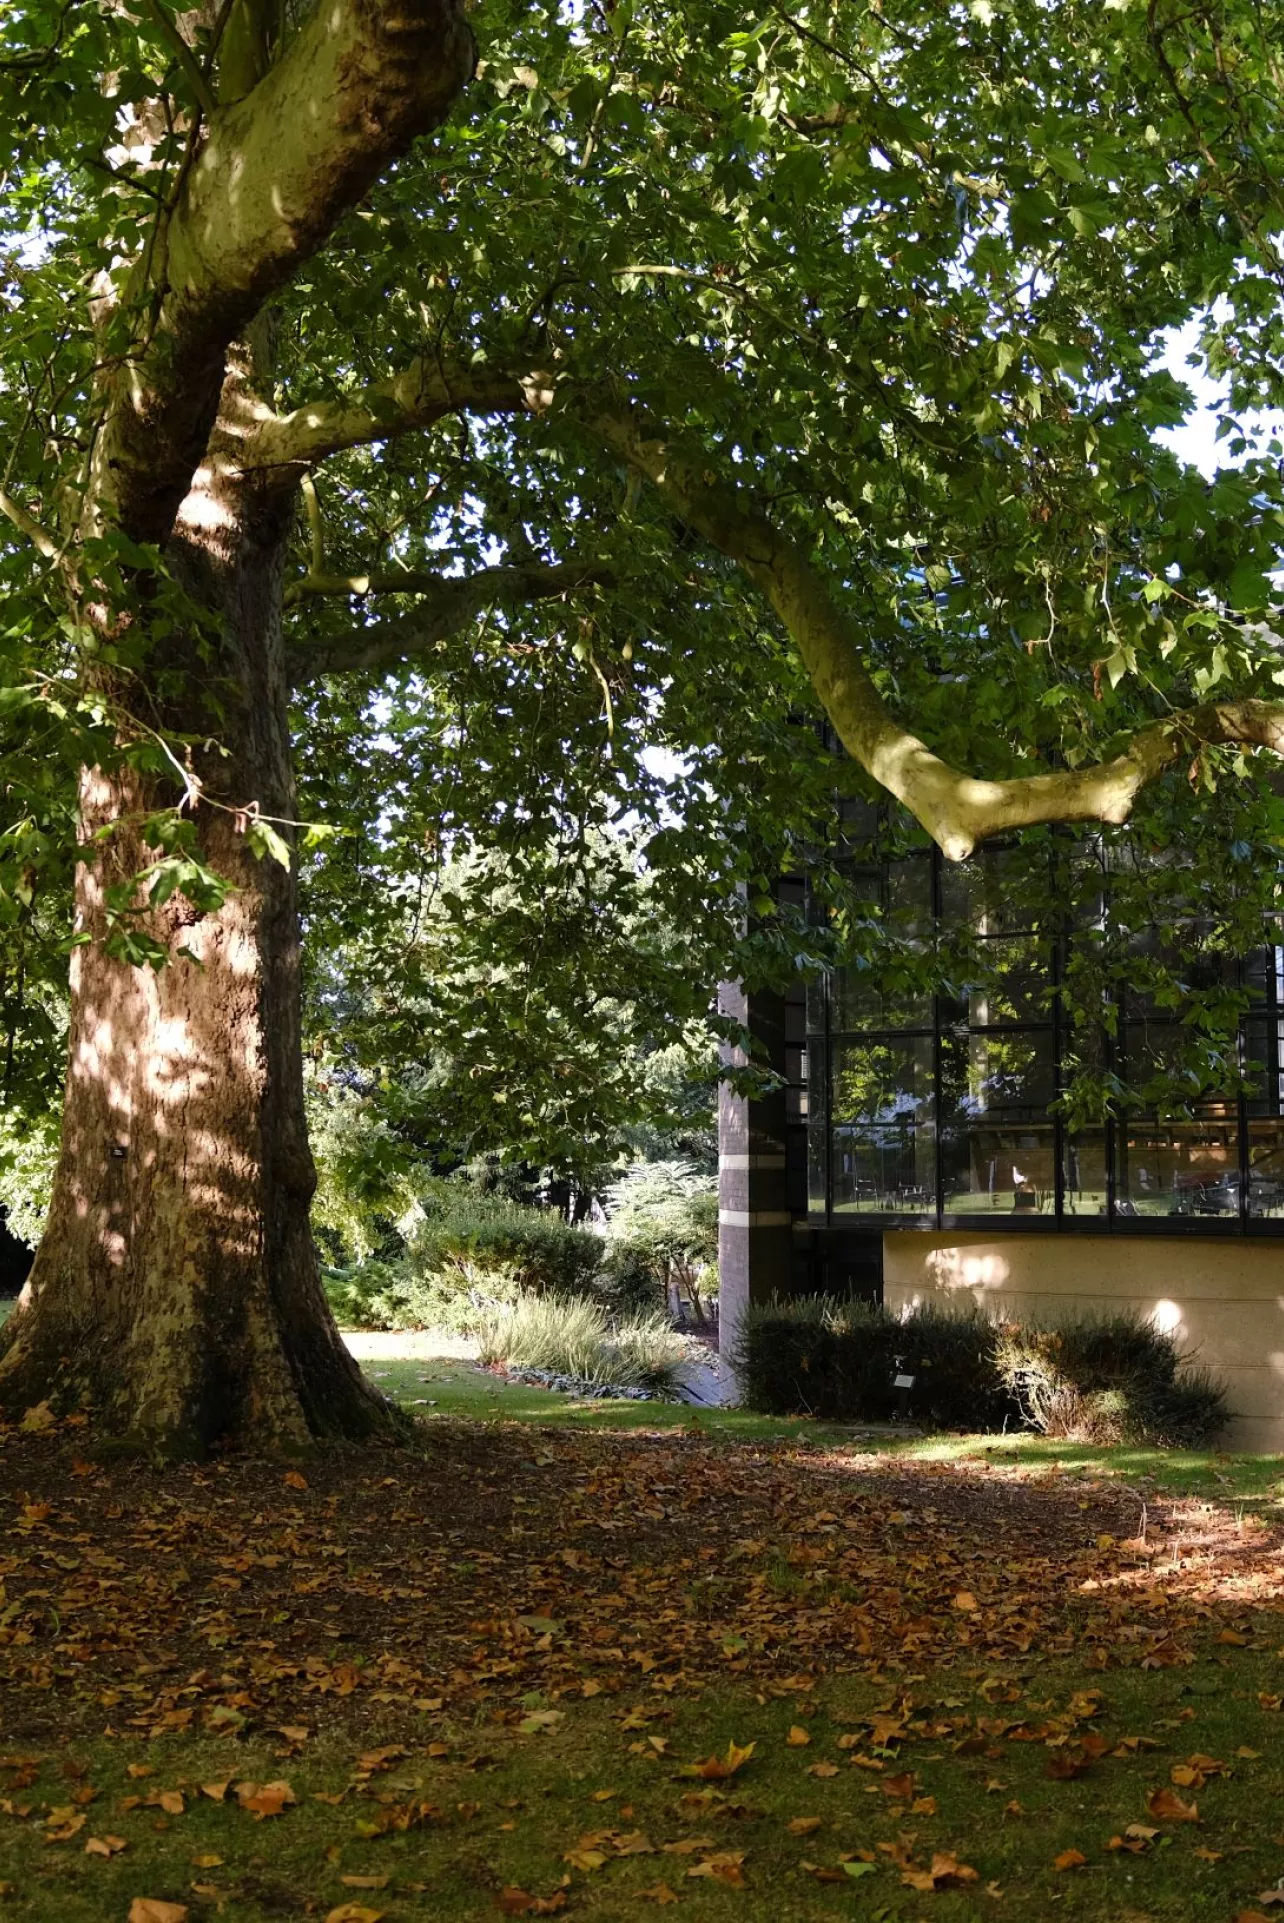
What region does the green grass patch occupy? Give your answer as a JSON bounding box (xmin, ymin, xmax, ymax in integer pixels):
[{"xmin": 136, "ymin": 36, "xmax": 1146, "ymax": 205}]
[
  {"xmin": 8, "ymin": 1652, "xmax": 1284, "ymax": 1919},
  {"xmin": 366, "ymin": 1351, "xmax": 1284, "ymax": 1504}
]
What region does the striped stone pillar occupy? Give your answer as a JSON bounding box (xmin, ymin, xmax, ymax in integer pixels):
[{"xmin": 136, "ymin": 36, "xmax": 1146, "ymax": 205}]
[{"xmin": 717, "ymin": 979, "xmax": 794, "ymax": 1376}]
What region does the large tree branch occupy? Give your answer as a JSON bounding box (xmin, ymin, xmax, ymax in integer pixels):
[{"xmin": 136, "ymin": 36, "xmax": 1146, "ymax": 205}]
[
  {"xmin": 592, "ymin": 408, "xmax": 1284, "ymax": 859},
  {"xmin": 286, "ymin": 560, "xmax": 610, "ymax": 683},
  {"xmin": 240, "ymin": 365, "xmax": 554, "ymax": 475},
  {"xmin": 94, "ymin": 0, "xmax": 475, "ymax": 543}
]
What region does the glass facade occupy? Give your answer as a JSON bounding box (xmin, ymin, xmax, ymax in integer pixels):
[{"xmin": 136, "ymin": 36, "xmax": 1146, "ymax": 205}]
[{"xmin": 806, "ymin": 837, "xmax": 1284, "ymax": 1236}]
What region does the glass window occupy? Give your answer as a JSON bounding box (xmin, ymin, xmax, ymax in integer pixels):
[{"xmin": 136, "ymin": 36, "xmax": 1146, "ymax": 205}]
[
  {"xmin": 831, "ymin": 1036, "xmax": 934, "ymax": 1216},
  {"xmin": 1114, "ymin": 1025, "xmax": 1239, "ymax": 1221},
  {"xmin": 1062, "ymin": 1132, "xmax": 1109, "ymax": 1218},
  {"xmin": 954, "ymin": 934, "xmax": 1052, "ymax": 1027},
  {"xmin": 1115, "ymin": 1116, "xmax": 1239, "ymax": 1222},
  {"xmin": 807, "ymin": 1045, "xmax": 828, "ymax": 1219},
  {"xmin": 1243, "ymin": 1015, "xmax": 1284, "ymax": 1220},
  {"xmin": 832, "ymin": 965, "xmax": 934, "ymax": 1032},
  {"xmin": 940, "ymin": 1029, "xmax": 1056, "ymax": 1216},
  {"xmin": 940, "ymin": 846, "xmax": 1050, "ymax": 937}
]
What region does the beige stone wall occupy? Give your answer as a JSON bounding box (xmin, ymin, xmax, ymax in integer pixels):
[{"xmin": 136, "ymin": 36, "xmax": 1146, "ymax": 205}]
[{"xmin": 882, "ymin": 1230, "xmax": 1284, "ymax": 1455}]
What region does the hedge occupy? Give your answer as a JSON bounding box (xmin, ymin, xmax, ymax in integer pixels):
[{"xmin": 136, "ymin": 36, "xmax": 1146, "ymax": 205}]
[{"xmin": 734, "ymin": 1298, "xmax": 1227, "ymax": 1447}]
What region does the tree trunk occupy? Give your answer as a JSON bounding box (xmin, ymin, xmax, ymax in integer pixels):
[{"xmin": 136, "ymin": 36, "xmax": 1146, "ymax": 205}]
[{"xmin": 0, "ymin": 460, "xmax": 397, "ymax": 1453}]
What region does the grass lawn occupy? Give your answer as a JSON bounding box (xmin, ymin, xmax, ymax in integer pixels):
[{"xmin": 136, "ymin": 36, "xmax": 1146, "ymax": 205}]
[
  {"xmin": 367, "ymin": 1341, "xmax": 1284, "ymax": 1507},
  {"xmin": 5, "ymin": 1322, "xmax": 1284, "ymax": 1917}
]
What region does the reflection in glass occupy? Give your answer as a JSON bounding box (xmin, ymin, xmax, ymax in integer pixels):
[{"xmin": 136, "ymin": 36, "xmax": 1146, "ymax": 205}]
[
  {"xmin": 1062, "ymin": 1132, "xmax": 1108, "ymax": 1217},
  {"xmin": 940, "ymin": 1030, "xmax": 1056, "ymax": 1215},
  {"xmin": 807, "ymin": 1056, "xmax": 828, "ymax": 1218},
  {"xmin": 832, "ymin": 965, "xmax": 933, "ymax": 1032},
  {"xmin": 1115, "ymin": 1116, "xmax": 1239, "ymax": 1222},
  {"xmin": 939, "ymin": 845, "xmax": 1049, "ymax": 936},
  {"xmin": 831, "ymin": 1037, "xmax": 934, "ymax": 1215},
  {"xmin": 1243, "ymin": 1015, "xmax": 1284, "ymax": 1219},
  {"xmin": 955, "ymin": 935, "xmax": 1052, "ymax": 1026}
]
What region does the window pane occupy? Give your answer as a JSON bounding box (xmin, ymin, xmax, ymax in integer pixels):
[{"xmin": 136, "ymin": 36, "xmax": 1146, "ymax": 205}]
[
  {"xmin": 1062, "ymin": 1132, "xmax": 1109, "ymax": 1217},
  {"xmin": 1242, "ymin": 1016, "xmax": 1284, "ymax": 1219},
  {"xmin": 940, "ymin": 1030, "xmax": 1056, "ymax": 1216},
  {"xmin": 958, "ymin": 935, "xmax": 1053, "ymax": 1026},
  {"xmin": 807, "ymin": 1039, "xmax": 828, "ymax": 1219},
  {"xmin": 832, "ymin": 967, "xmax": 934, "ymax": 1032},
  {"xmin": 832, "ymin": 857, "xmax": 935, "ymax": 1030},
  {"xmin": 1115, "ymin": 1117, "xmax": 1239, "ymax": 1221},
  {"xmin": 939, "ymin": 846, "xmax": 1049, "ymax": 936},
  {"xmin": 831, "ymin": 1036, "xmax": 934, "ymax": 1216}
]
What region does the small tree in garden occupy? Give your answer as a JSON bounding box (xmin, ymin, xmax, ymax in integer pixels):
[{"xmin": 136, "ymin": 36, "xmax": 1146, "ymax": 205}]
[
  {"xmin": 4, "ymin": 0, "xmax": 1284, "ymax": 1449},
  {"xmin": 604, "ymin": 1162, "xmax": 718, "ymax": 1327}
]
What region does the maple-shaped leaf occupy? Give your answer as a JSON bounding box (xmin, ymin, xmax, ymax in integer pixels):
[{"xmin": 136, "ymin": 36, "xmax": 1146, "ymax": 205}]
[
  {"xmin": 235, "ymin": 1780, "xmax": 296, "ymax": 1820},
  {"xmin": 1053, "ymin": 1849, "xmax": 1087, "ymax": 1871},
  {"xmin": 806, "ymin": 1762, "xmax": 839, "ymax": 1778},
  {"xmin": 497, "ymin": 1890, "xmax": 568, "ymax": 1916},
  {"xmin": 880, "ymin": 1772, "xmax": 915, "ymax": 1800},
  {"xmin": 1146, "ymin": 1787, "xmax": 1199, "ymax": 1823},
  {"xmin": 562, "ymin": 1847, "xmax": 608, "ymax": 1872},
  {"xmin": 518, "ymin": 1711, "xmax": 565, "ymax": 1734},
  {"xmin": 127, "ymin": 1902, "xmax": 188, "ymax": 1923},
  {"xmin": 282, "ymin": 1470, "xmax": 308, "ymax": 1490},
  {"xmin": 841, "ymin": 1861, "xmax": 877, "ymax": 1879},
  {"xmin": 85, "ymin": 1835, "xmax": 128, "ymax": 1857},
  {"xmin": 902, "ymin": 1852, "xmax": 980, "ymax": 1891},
  {"xmin": 200, "ymin": 1782, "xmax": 230, "ymax": 1803},
  {"xmin": 680, "ymin": 1741, "xmax": 754, "ymax": 1781},
  {"xmin": 686, "ymin": 1851, "xmax": 747, "ymax": 1887}
]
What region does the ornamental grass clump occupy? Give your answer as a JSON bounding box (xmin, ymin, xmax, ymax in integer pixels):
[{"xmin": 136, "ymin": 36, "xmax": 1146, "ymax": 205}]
[{"xmin": 475, "ymin": 1291, "xmax": 686, "ymax": 1394}]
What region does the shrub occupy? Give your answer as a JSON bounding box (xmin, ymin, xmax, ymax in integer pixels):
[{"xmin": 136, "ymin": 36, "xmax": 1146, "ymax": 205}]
[
  {"xmin": 404, "ymin": 1191, "xmax": 604, "ymax": 1298},
  {"xmin": 736, "ymin": 1299, "xmax": 1227, "ymax": 1446},
  {"xmin": 322, "ymin": 1259, "xmax": 412, "ymax": 1331},
  {"xmin": 475, "ymin": 1290, "xmax": 686, "ymax": 1392},
  {"xmin": 734, "ymin": 1297, "xmax": 1008, "ymax": 1426},
  {"xmin": 996, "ymin": 1314, "xmax": 1228, "ymax": 1447}
]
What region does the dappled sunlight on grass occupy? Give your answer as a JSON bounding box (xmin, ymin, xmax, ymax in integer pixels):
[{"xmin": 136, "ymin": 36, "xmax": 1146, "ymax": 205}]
[
  {"xmin": 353, "ymin": 1335, "xmax": 1284, "ymax": 1498},
  {"xmin": 891, "ymin": 1431, "xmax": 1284, "ymax": 1503}
]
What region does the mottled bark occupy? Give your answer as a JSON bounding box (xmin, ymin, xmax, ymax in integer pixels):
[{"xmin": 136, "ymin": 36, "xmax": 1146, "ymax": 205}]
[{"xmin": 0, "ymin": 466, "xmax": 396, "ymax": 1452}]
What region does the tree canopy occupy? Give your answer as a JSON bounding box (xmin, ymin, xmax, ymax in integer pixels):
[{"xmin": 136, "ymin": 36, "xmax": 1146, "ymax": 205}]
[{"xmin": 4, "ymin": 0, "xmax": 1284, "ymax": 1443}]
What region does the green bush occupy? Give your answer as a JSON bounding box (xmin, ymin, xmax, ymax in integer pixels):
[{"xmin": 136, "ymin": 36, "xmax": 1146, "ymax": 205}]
[
  {"xmin": 321, "ymin": 1259, "xmax": 412, "ymax": 1331},
  {"xmin": 475, "ymin": 1290, "xmax": 686, "ymax": 1392},
  {"xmin": 734, "ymin": 1297, "xmax": 1007, "ymax": 1427},
  {"xmin": 736, "ymin": 1299, "xmax": 1227, "ymax": 1447},
  {"xmin": 323, "ymin": 1189, "xmax": 609, "ymax": 1331},
  {"xmin": 996, "ymin": 1314, "xmax": 1228, "ymax": 1447},
  {"xmin": 405, "ymin": 1191, "xmax": 604, "ymax": 1297}
]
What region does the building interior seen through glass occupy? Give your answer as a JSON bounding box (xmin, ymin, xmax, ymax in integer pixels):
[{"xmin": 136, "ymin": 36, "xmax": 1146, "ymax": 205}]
[{"xmin": 806, "ymin": 826, "xmax": 1284, "ymax": 1233}]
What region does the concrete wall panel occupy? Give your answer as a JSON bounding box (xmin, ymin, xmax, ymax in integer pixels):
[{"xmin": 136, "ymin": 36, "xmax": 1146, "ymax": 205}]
[{"xmin": 883, "ymin": 1230, "xmax": 1284, "ymax": 1454}]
